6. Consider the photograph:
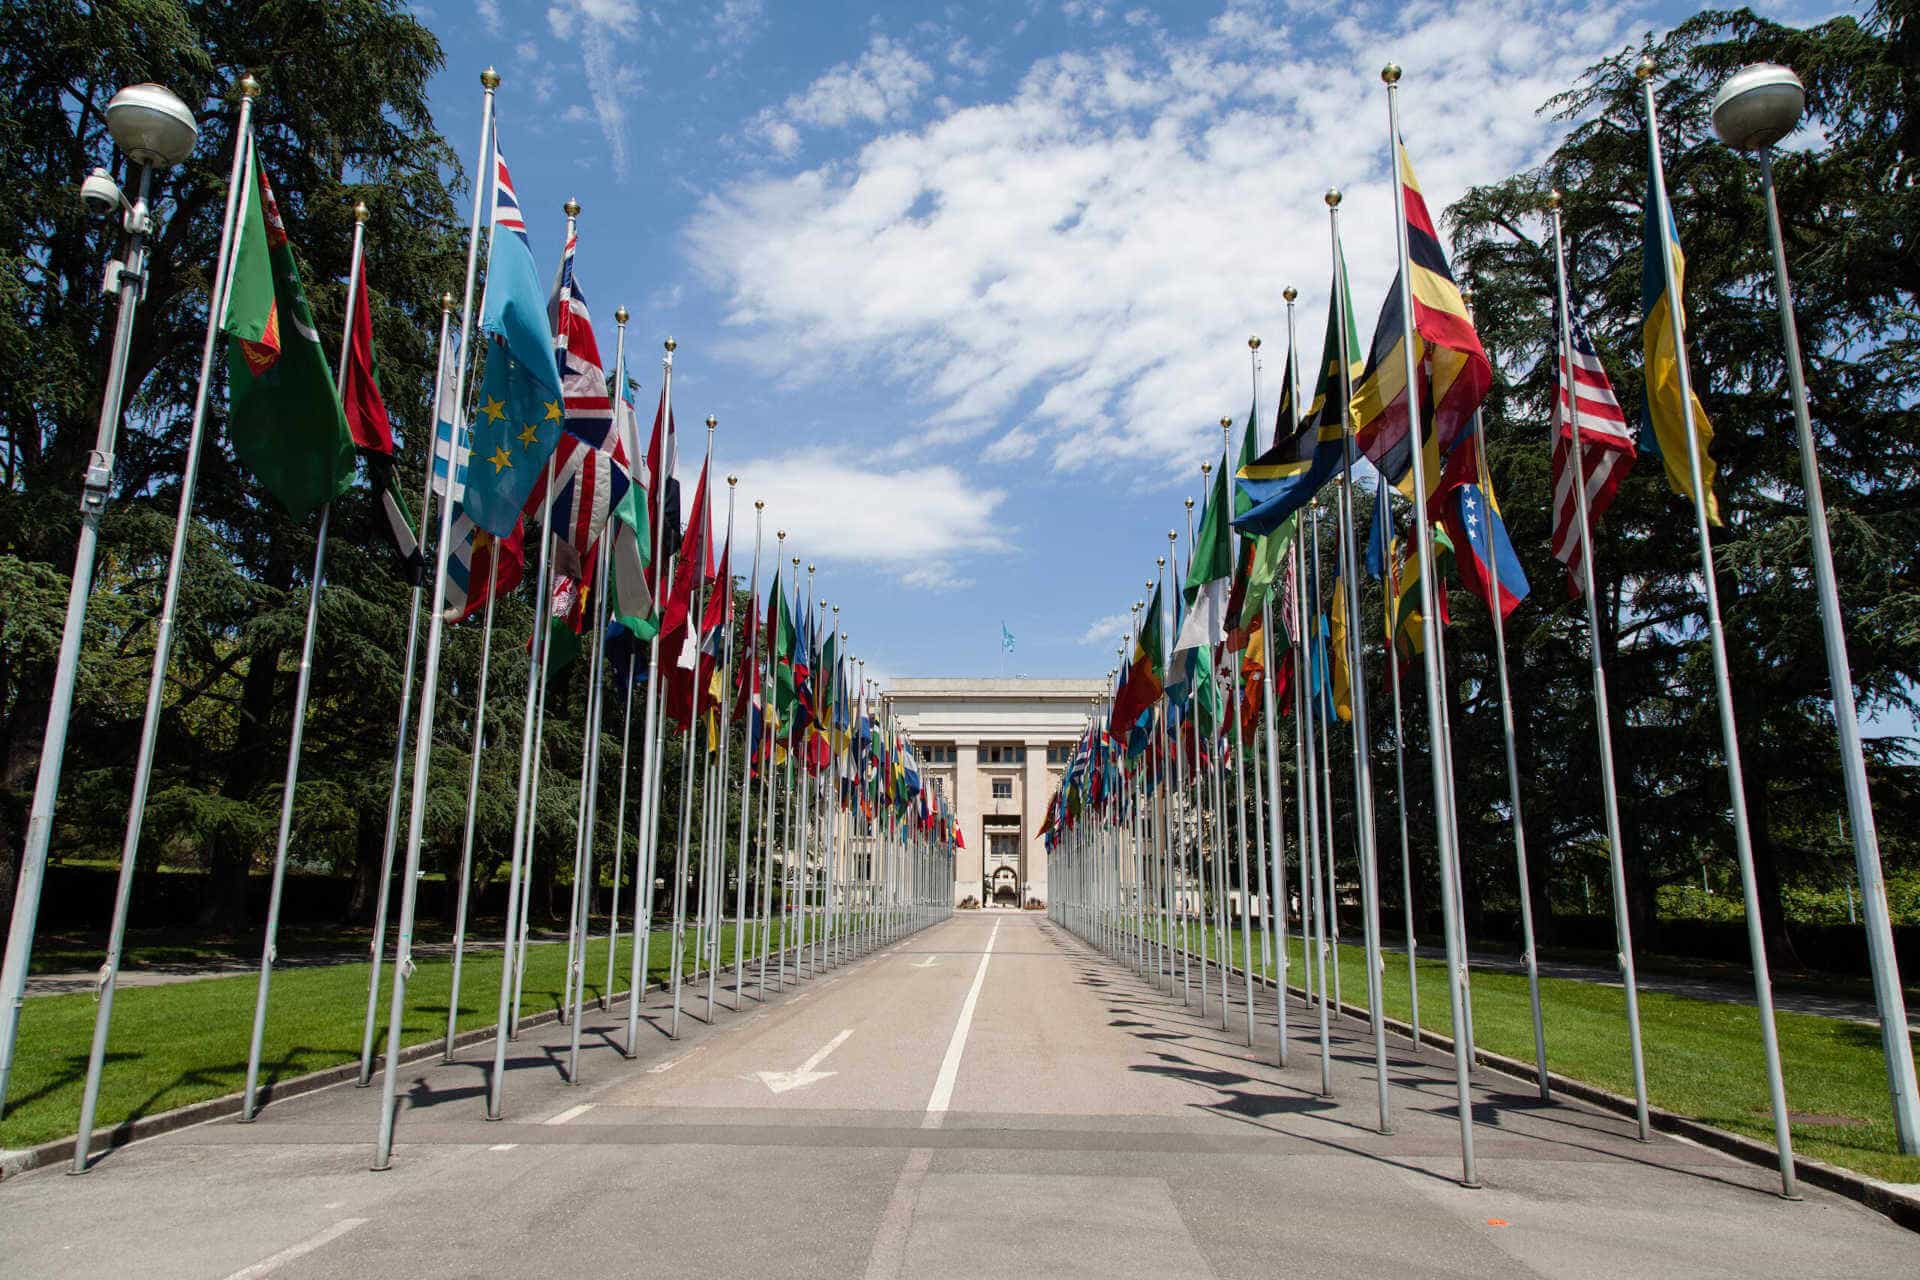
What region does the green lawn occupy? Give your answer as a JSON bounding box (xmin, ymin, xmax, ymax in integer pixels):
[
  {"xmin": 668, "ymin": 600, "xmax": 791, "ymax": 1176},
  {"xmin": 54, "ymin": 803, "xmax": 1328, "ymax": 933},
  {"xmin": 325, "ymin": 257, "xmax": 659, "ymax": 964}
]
[
  {"xmin": 1125, "ymin": 919, "xmax": 1920, "ymax": 1183},
  {"xmin": 1, "ymin": 914, "xmax": 872, "ymax": 1151}
]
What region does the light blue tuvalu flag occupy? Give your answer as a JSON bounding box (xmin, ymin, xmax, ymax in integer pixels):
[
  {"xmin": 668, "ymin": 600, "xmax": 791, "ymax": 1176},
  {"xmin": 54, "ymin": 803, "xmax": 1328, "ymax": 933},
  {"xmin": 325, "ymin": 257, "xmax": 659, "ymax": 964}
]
[
  {"xmin": 463, "ymin": 143, "xmax": 564, "ymax": 538},
  {"xmin": 1001, "ymin": 622, "xmax": 1016, "ymax": 653}
]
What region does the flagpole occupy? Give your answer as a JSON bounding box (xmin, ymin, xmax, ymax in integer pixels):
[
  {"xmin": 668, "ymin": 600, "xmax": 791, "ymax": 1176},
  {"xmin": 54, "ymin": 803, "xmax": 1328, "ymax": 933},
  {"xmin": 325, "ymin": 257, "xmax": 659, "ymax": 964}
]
[
  {"xmin": 374, "ymin": 66, "xmax": 499, "ymax": 1168},
  {"xmin": 1384, "ymin": 514, "xmax": 1421, "ymax": 1050},
  {"xmin": 1264, "ymin": 293, "xmax": 1300, "ymax": 1065},
  {"xmin": 1219, "ymin": 418, "xmax": 1257, "ymax": 1046},
  {"xmin": 1458, "ymin": 285, "xmax": 1549, "ymax": 1099},
  {"xmin": 705, "ymin": 478, "xmax": 740, "ymax": 1017},
  {"xmin": 1325, "ymin": 194, "xmax": 1392, "ymax": 1129},
  {"xmin": 624, "ymin": 337, "xmax": 678, "ymax": 1055},
  {"xmin": 668, "ymin": 417, "xmax": 717, "ymax": 1038},
  {"xmin": 444, "ymin": 552, "xmax": 499, "ymax": 1059},
  {"xmin": 734, "ymin": 501, "xmax": 765, "ymax": 1003},
  {"xmin": 361, "ymin": 293, "xmax": 456, "ymax": 1086},
  {"xmin": 565, "ymin": 530, "xmax": 615, "ymax": 1080},
  {"xmin": 503, "ymin": 458, "xmax": 554, "ymax": 1043},
  {"xmin": 1383, "ymin": 62, "xmax": 1475, "ymax": 1186},
  {"xmin": 44, "ymin": 81, "xmax": 252, "ymax": 1150},
  {"xmin": 239, "ymin": 199, "xmax": 368, "ymax": 1124},
  {"xmin": 600, "ymin": 307, "xmax": 633, "ymax": 1010},
  {"xmin": 1181, "ymin": 496, "xmax": 1209, "ymax": 1017},
  {"xmin": 758, "ymin": 532, "xmax": 787, "ymax": 999},
  {"xmin": 556, "ymin": 200, "xmax": 590, "ymax": 1030},
  {"xmin": 1296, "ymin": 529, "xmax": 1330, "ymax": 1090},
  {"xmin": 1307, "ymin": 498, "xmax": 1342, "ymax": 1018},
  {"xmin": 1244, "ymin": 337, "xmax": 1275, "ymax": 985}
]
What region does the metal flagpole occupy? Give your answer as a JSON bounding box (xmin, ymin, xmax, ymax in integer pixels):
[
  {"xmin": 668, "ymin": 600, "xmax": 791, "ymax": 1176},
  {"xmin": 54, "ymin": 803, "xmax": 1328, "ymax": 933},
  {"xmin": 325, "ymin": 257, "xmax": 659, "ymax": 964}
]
[
  {"xmin": 1221, "ymin": 417, "xmax": 1257, "ymax": 1046},
  {"xmin": 1326, "ymin": 194, "xmax": 1392, "ymax": 1129},
  {"xmin": 599, "ymin": 309, "xmax": 633, "ymax": 1010},
  {"xmin": 1265, "ymin": 291, "xmax": 1301, "ymax": 1065},
  {"xmin": 363, "ymin": 293, "xmax": 456, "ymax": 1084},
  {"xmin": 565, "ymin": 531, "xmax": 615, "ymax": 1080},
  {"xmin": 1181, "ymin": 497, "xmax": 1209, "ymax": 1018},
  {"xmin": 510, "ymin": 533, "xmax": 555, "ymax": 1034},
  {"xmin": 705, "ymin": 477, "xmax": 740, "ymax": 1019},
  {"xmin": 1459, "ymin": 285, "xmax": 1548, "ymax": 1098},
  {"xmin": 668, "ymin": 418, "xmax": 717, "ymax": 1037},
  {"xmin": 734, "ymin": 501, "xmax": 765, "ymax": 1003},
  {"xmin": 444, "ymin": 555, "xmax": 499, "ymax": 1058},
  {"xmin": 556, "ymin": 200, "xmax": 591, "ymax": 1027},
  {"xmin": 239, "ymin": 199, "xmax": 369, "ymax": 1122},
  {"xmin": 624, "ymin": 337, "xmax": 678, "ymax": 1055},
  {"xmin": 1382, "ymin": 62, "xmax": 1476, "ymax": 1185},
  {"xmin": 823, "ymin": 604, "xmax": 844, "ymax": 971},
  {"xmin": 757, "ymin": 532, "xmax": 787, "ymax": 997},
  {"xmin": 1244, "ymin": 341, "xmax": 1275, "ymax": 989},
  {"xmin": 46, "ymin": 82, "xmax": 242, "ymax": 1147},
  {"xmin": 1308, "ymin": 499, "xmax": 1342, "ymax": 1017},
  {"xmin": 1384, "ymin": 507, "xmax": 1421, "ymax": 1049},
  {"xmin": 375, "ymin": 66, "xmax": 499, "ymax": 1167},
  {"xmin": 1300, "ymin": 512, "xmax": 1333, "ymax": 1095}
]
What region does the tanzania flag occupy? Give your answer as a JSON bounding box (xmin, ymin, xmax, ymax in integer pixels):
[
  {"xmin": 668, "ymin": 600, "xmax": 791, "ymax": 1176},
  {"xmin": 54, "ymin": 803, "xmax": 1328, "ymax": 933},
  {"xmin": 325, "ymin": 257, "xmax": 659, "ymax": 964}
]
[
  {"xmin": 1348, "ymin": 139, "xmax": 1491, "ymax": 510},
  {"xmin": 222, "ymin": 150, "xmax": 354, "ymax": 519},
  {"xmin": 1640, "ymin": 162, "xmax": 1719, "ymax": 524},
  {"xmin": 1110, "ymin": 584, "xmax": 1165, "ymax": 734},
  {"xmin": 1174, "ymin": 452, "xmax": 1232, "ymax": 654},
  {"xmin": 1388, "ymin": 525, "xmax": 1454, "ymax": 680}
]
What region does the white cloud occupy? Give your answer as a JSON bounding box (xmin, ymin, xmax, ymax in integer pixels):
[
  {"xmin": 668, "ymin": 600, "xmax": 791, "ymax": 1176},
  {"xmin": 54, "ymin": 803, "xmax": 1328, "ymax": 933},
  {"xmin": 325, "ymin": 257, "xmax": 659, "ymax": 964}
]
[
  {"xmin": 477, "ymin": 0, "xmax": 504, "ymax": 36},
  {"xmin": 543, "ymin": 0, "xmax": 644, "ymax": 175},
  {"xmin": 714, "ymin": 0, "xmax": 765, "ymax": 47},
  {"xmin": 692, "ymin": 0, "xmax": 1642, "ymax": 476},
  {"xmin": 751, "ymin": 34, "xmax": 934, "ymax": 156},
  {"xmin": 1079, "ymin": 611, "xmax": 1133, "ymax": 647},
  {"xmin": 727, "ymin": 450, "xmax": 1006, "ymax": 591}
]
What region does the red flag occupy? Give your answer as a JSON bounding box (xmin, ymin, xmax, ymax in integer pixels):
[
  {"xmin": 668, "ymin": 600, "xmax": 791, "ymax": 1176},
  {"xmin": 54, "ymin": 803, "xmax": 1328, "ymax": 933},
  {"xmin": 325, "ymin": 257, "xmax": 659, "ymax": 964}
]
[{"xmin": 341, "ymin": 261, "xmax": 393, "ymax": 455}]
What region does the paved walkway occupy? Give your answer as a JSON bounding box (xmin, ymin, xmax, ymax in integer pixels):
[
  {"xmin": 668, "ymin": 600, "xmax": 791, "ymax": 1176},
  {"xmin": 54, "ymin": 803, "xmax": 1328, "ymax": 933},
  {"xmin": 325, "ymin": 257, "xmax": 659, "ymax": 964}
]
[{"xmin": 0, "ymin": 912, "xmax": 1910, "ymax": 1277}]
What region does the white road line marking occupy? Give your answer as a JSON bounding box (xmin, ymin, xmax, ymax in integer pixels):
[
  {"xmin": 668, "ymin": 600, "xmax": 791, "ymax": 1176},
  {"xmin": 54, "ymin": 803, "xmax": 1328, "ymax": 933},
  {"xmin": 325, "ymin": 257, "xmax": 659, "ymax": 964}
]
[
  {"xmin": 861, "ymin": 1148, "xmax": 933, "ymax": 1280},
  {"xmin": 755, "ymin": 1028, "xmax": 853, "ymax": 1094},
  {"xmin": 545, "ymin": 1103, "xmax": 594, "ymax": 1126},
  {"xmin": 925, "ymin": 918, "xmax": 1000, "ymax": 1119},
  {"xmin": 489, "ymin": 1143, "xmax": 518, "ymax": 1151},
  {"xmin": 220, "ymin": 1218, "xmax": 368, "ymax": 1280}
]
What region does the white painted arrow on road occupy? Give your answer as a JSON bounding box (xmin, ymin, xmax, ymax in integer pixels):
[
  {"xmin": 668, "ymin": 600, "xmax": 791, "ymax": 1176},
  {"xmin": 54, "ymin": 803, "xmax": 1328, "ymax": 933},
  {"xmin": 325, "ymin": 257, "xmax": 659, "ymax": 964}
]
[
  {"xmin": 755, "ymin": 1029, "xmax": 852, "ymax": 1094},
  {"xmin": 909, "ymin": 956, "xmax": 941, "ymax": 969}
]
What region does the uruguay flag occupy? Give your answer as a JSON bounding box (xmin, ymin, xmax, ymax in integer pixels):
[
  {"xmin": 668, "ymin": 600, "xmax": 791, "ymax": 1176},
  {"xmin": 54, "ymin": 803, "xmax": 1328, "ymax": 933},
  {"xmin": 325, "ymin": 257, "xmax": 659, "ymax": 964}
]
[
  {"xmin": 464, "ymin": 146, "xmax": 565, "ymax": 538},
  {"xmin": 1442, "ymin": 482, "xmax": 1530, "ymax": 620}
]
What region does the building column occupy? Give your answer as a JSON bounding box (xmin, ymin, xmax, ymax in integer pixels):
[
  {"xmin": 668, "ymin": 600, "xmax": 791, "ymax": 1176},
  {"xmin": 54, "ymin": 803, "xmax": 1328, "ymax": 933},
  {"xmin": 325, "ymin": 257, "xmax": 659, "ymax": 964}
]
[{"xmin": 1023, "ymin": 739, "xmax": 1051, "ymax": 907}]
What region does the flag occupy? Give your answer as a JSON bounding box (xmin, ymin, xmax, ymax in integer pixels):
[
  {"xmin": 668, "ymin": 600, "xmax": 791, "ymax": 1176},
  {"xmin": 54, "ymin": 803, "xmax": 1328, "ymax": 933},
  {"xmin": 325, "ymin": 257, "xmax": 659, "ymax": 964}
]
[
  {"xmin": 432, "ymin": 410, "xmax": 469, "ymax": 501},
  {"xmin": 1551, "ymin": 308, "xmax": 1636, "ymax": 594},
  {"xmin": 548, "ymin": 227, "xmax": 615, "ymax": 449},
  {"xmin": 1348, "ymin": 139, "xmax": 1492, "ymax": 510},
  {"xmin": 1388, "ymin": 526, "xmax": 1453, "ymax": 679},
  {"xmin": 463, "ymin": 147, "xmax": 565, "ymax": 538},
  {"xmin": 1328, "ymin": 570, "xmax": 1352, "ymax": 722},
  {"xmin": 1364, "ymin": 470, "xmax": 1390, "ymax": 580},
  {"xmin": 1232, "ymin": 273, "xmax": 1358, "ymax": 537},
  {"xmin": 644, "ymin": 387, "xmax": 681, "ymax": 594},
  {"xmin": 1174, "ymin": 453, "xmax": 1232, "ymax": 654},
  {"xmin": 1442, "ymin": 480, "xmax": 1530, "ymax": 619},
  {"xmin": 340, "ymin": 256, "xmax": 422, "ymax": 582},
  {"xmin": 1640, "ymin": 163, "xmax": 1719, "ymax": 523},
  {"xmin": 222, "ymin": 150, "xmax": 354, "ymax": 518},
  {"xmin": 441, "ymin": 505, "xmax": 526, "ymax": 624},
  {"xmin": 1001, "ymin": 622, "xmax": 1016, "ymax": 653},
  {"xmin": 1110, "ymin": 584, "xmax": 1165, "ymax": 734}
]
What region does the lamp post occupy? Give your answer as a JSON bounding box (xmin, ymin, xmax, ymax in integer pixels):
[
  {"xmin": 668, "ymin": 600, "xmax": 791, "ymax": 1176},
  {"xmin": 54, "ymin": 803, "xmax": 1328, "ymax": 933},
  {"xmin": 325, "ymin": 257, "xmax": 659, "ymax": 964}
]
[
  {"xmin": 1713, "ymin": 62, "xmax": 1920, "ymax": 1153},
  {"xmin": 0, "ymin": 83, "xmax": 197, "ymax": 1118}
]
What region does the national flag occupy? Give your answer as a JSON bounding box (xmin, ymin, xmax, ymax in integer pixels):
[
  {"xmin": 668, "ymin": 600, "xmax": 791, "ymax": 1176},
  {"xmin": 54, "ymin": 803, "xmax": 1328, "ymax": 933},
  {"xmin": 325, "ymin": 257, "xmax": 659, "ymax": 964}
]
[
  {"xmin": 1173, "ymin": 452, "xmax": 1232, "ymax": 654},
  {"xmin": 463, "ymin": 147, "xmax": 565, "ymax": 538},
  {"xmin": 1001, "ymin": 622, "xmax": 1016, "ymax": 653},
  {"xmin": 1232, "ymin": 271, "xmax": 1358, "ymax": 537},
  {"xmin": 1225, "ymin": 398, "xmax": 1290, "ymax": 648},
  {"xmin": 548, "ymin": 227, "xmax": 615, "ymax": 449},
  {"xmin": 1110, "ymin": 584, "xmax": 1165, "ymax": 734},
  {"xmin": 1442, "ymin": 479, "xmax": 1530, "ymax": 619},
  {"xmin": 1364, "ymin": 469, "xmax": 1390, "ymax": 580},
  {"xmin": 432, "ymin": 410, "xmax": 469, "ymax": 501},
  {"xmin": 1639, "ymin": 162, "xmax": 1718, "ymax": 523},
  {"xmin": 1328, "ymin": 569, "xmax": 1352, "ymax": 722},
  {"xmin": 222, "ymin": 149, "xmax": 354, "ymax": 518},
  {"xmin": 1388, "ymin": 526, "xmax": 1454, "ymax": 679},
  {"xmin": 644, "ymin": 387, "xmax": 681, "ymax": 593},
  {"xmin": 441, "ymin": 505, "xmax": 526, "ymax": 624},
  {"xmin": 1348, "ymin": 139, "xmax": 1492, "ymax": 510},
  {"xmin": 1551, "ymin": 309, "xmax": 1636, "ymax": 595},
  {"xmin": 340, "ymin": 256, "xmax": 422, "ymax": 582}
]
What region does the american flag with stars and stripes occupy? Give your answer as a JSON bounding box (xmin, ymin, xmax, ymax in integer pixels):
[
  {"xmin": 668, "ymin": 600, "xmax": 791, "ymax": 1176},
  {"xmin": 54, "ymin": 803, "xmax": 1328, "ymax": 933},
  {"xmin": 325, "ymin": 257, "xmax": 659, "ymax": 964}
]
[{"xmin": 1550, "ymin": 310, "xmax": 1637, "ymax": 595}]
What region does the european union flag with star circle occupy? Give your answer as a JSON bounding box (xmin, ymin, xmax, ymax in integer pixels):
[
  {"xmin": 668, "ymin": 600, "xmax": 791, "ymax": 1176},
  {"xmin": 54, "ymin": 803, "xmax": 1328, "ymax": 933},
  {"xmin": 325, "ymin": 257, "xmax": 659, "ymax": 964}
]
[{"xmin": 464, "ymin": 145, "xmax": 564, "ymax": 538}]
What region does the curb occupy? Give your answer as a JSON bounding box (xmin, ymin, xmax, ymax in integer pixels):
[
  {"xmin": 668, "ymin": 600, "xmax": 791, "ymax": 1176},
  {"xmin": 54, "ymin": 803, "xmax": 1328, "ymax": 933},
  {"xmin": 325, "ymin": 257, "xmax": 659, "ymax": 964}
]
[
  {"xmin": 0, "ymin": 928, "xmax": 891, "ymax": 1184},
  {"xmin": 1105, "ymin": 933, "xmax": 1920, "ymax": 1233}
]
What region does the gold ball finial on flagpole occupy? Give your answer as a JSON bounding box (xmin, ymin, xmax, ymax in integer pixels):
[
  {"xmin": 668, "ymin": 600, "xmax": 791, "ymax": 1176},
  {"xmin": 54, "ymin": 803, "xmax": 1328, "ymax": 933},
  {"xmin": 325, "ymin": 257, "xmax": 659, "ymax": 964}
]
[
  {"xmin": 1218, "ymin": 417, "xmax": 1230, "ymax": 430},
  {"xmin": 665, "ymin": 336, "xmax": 677, "ymax": 352},
  {"xmin": 755, "ymin": 499, "xmax": 765, "ymax": 511},
  {"xmin": 1168, "ymin": 529, "xmax": 1177, "ymax": 543},
  {"xmin": 1324, "ymin": 187, "xmax": 1341, "ymax": 208},
  {"xmin": 777, "ymin": 529, "xmax": 786, "ymax": 541},
  {"xmin": 1283, "ymin": 286, "xmax": 1297, "ymax": 304},
  {"xmin": 1201, "ymin": 462, "xmax": 1212, "ymax": 477},
  {"xmin": 237, "ymin": 74, "xmax": 261, "ymax": 99},
  {"xmin": 614, "ymin": 305, "xmax": 629, "ymax": 324},
  {"xmin": 1461, "ymin": 283, "xmax": 1474, "ymax": 306},
  {"xmin": 440, "ymin": 291, "xmax": 454, "ymax": 313},
  {"xmin": 792, "ymin": 556, "xmax": 799, "ymax": 568},
  {"xmin": 706, "ymin": 414, "xmax": 717, "ymax": 430},
  {"xmin": 1184, "ymin": 497, "xmax": 1195, "ymax": 510},
  {"xmin": 1248, "ymin": 335, "xmax": 1261, "ymax": 351},
  {"xmin": 564, "ymin": 197, "xmax": 581, "ymax": 218},
  {"xmin": 1381, "ymin": 62, "xmax": 1402, "ymax": 85},
  {"xmin": 1156, "ymin": 555, "xmax": 1165, "ymax": 567},
  {"xmin": 353, "ymin": 200, "xmax": 369, "ymax": 223},
  {"xmin": 807, "ymin": 563, "xmax": 816, "ymax": 574},
  {"xmin": 1636, "ymin": 54, "xmax": 1656, "ymax": 81},
  {"xmin": 727, "ymin": 474, "xmax": 738, "ymax": 487},
  {"xmin": 481, "ymin": 66, "xmax": 502, "ymax": 90}
]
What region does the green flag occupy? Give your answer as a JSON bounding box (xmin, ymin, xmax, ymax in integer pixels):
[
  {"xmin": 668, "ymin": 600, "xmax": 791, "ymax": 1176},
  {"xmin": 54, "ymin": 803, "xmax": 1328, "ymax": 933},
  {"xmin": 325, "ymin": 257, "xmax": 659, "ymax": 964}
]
[
  {"xmin": 222, "ymin": 152, "xmax": 354, "ymax": 518},
  {"xmin": 771, "ymin": 568, "xmax": 797, "ymax": 725}
]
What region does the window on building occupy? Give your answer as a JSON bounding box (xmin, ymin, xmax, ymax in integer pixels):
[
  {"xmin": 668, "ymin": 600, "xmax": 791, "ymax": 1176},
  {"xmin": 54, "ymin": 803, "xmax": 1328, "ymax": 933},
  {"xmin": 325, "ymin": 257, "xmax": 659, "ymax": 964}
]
[
  {"xmin": 982, "ymin": 743, "xmax": 1027, "ymax": 764},
  {"xmin": 1046, "ymin": 743, "xmax": 1074, "ymax": 765},
  {"xmin": 991, "ymin": 778, "xmax": 1013, "ymax": 799}
]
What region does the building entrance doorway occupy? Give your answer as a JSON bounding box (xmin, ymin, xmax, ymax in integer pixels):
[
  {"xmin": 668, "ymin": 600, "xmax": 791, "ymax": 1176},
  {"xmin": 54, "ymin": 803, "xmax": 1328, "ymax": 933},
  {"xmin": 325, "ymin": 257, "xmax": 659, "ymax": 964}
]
[{"xmin": 985, "ymin": 828, "xmax": 1022, "ymax": 907}]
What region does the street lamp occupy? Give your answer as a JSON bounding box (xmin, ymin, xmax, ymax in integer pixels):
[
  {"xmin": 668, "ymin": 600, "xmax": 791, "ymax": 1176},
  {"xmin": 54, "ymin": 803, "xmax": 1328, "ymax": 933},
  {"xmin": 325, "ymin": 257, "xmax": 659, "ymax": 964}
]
[
  {"xmin": 1712, "ymin": 62, "xmax": 1920, "ymax": 1153},
  {"xmin": 0, "ymin": 82, "xmax": 196, "ymax": 1119}
]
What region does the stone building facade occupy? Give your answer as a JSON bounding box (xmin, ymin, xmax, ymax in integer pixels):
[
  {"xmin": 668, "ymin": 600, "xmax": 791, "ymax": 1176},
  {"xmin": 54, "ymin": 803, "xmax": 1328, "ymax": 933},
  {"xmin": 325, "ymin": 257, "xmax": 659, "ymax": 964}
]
[{"xmin": 881, "ymin": 678, "xmax": 1107, "ymax": 907}]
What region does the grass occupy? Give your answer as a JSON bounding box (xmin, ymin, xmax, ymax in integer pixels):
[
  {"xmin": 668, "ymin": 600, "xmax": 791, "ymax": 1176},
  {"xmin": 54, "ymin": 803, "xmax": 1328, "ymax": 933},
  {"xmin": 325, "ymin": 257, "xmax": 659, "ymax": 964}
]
[
  {"xmin": 1129, "ymin": 920, "xmax": 1920, "ymax": 1184},
  {"xmin": 0, "ymin": 915, "xmax": 863, "ymax": 1152}
]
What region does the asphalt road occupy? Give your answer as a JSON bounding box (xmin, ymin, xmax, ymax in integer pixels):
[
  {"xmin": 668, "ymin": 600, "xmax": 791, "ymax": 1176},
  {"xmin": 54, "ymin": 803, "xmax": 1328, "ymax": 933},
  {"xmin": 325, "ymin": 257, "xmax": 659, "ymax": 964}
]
[{"xmin": 0, "ymin": 911, "xmax": 1910, "ymax": 1278}]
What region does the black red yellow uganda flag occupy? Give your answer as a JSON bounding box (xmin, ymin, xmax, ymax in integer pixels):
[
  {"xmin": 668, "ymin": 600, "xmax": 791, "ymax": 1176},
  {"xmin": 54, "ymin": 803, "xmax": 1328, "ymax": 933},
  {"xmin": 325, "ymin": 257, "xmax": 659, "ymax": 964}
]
[{"xmin": 1349, "ymin": 138, "xmax": 1491, "ymax": 511}]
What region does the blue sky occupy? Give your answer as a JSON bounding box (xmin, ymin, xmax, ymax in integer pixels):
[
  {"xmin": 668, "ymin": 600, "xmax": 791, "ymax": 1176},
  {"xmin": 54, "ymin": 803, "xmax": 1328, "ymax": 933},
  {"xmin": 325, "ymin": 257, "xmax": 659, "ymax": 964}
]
[{"xmin": 408, "ymin": 0, "xmax": 1791, "ymax": 687}]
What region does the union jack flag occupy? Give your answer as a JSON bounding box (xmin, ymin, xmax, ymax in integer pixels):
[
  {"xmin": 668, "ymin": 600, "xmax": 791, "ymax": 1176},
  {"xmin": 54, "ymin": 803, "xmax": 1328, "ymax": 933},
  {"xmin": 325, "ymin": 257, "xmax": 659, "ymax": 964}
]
[
  {"xmin": 549, "ymin": 228, "xmax": 615, "ymax": 450},
  {"xmin": 492, "ymin": 148, "xmax": 528, "ymax": 244},
  {"xmin": 1550, "ymin": 309, "xmax": 1637, "ymax": 595}
]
